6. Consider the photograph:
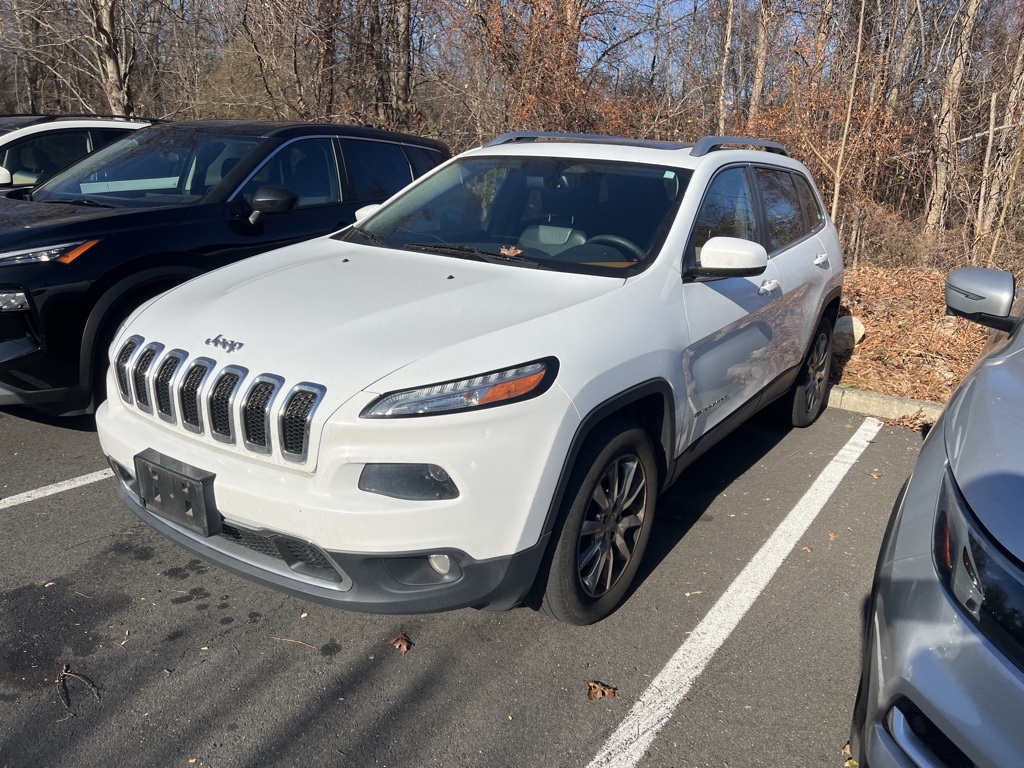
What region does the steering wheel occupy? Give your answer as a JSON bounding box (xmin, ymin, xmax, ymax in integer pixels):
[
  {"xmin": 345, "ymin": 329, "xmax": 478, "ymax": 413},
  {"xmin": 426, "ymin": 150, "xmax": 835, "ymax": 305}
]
[{"xmin": 584, "ymin": 234, "xmax": 645, "ymax": 262}]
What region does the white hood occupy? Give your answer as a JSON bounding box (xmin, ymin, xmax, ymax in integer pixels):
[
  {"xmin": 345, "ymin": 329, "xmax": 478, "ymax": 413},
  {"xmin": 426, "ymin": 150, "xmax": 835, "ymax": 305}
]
[{"xmin": 126, "ymin": 237, "xmax": 620, "ymax": 408}]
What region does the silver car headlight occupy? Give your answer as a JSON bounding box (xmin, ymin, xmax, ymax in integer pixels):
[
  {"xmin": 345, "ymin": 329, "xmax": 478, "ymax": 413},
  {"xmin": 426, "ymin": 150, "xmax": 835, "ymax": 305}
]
[
  {"xmin": 360, "ymin": 358, "xmax": 558, "ymax": 418},
  {"xmin": 933, "ymin": 468, "xmax": 1024, "ymax": 672},
  {"xmin": 0, "ymin": 239, "xmax": 100, "ymax": 266}
]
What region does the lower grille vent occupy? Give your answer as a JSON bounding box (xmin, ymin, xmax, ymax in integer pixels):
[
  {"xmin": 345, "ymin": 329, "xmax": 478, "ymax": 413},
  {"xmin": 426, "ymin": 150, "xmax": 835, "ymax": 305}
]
[{"xmin": 220, "ymin": 523, "xmax": 338, "ymax": 579}]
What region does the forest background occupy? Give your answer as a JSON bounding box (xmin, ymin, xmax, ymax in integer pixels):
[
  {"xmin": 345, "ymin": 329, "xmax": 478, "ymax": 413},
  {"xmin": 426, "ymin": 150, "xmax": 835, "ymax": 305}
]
[{"xmin": 1, "ymin": 0, "xmax": 1022, "ymax": 401}]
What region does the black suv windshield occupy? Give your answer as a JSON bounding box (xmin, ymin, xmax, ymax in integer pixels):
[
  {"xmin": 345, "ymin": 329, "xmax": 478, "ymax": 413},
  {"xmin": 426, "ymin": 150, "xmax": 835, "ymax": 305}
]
[
  {"xmin": 32, "ymin": 128, "xmax": 260, "ymax": 207},
  {"xmin": 343, "ymin": 155, "xmax": 691, "ymax": 277}
]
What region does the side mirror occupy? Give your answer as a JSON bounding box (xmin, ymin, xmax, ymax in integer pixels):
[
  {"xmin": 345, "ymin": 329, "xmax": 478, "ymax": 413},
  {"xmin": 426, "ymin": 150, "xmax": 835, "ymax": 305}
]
[
  {"xmin": 355, "ymin": 203, "xmax": 381, "ymax": 222},
  {"xmin": 0, "ymin": 167, "xmax": 12, "ymax": 188},
  {"xmin": 248, "ymin": 184, "xmax": 299, "ymax": 225},
  {"xmin": 945, "ymin": 267, "xmax": 1017, "ymax": 332},
  {"xmin": 695, "ymin": 237, "xmax": 768, "ymax": 278}
]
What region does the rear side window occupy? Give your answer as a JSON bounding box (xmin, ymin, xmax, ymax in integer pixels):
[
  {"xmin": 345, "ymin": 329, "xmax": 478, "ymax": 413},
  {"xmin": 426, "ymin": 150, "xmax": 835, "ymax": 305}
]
[
  {"xmin": 691, "ymin": 166, "xmax": 759, "ymax": 262},
  {"xmin": 340, "ymin": 139, "xmax": 413, "ymax": 201},
  {"xmin": 404, "ymin": 145, "xmax": 445, "ymax": 177},
  {"xmin": 754, "ymin": 167, "xmax": 804, "ymax": 253},
  {"xmin": 794, "ymin": 174, "xmax": 825, "ymax": 231}
]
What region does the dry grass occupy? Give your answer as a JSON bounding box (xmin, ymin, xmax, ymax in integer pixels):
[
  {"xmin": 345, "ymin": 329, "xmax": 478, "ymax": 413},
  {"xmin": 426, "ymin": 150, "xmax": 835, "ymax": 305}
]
[{"xmin": 836, "ymin": 266, "xmax": 989, "ymax": 403}]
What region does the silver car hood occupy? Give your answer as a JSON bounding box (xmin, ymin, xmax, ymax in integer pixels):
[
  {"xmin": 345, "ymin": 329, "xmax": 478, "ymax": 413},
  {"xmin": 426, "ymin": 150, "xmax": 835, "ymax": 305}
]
[{"xmin": 944, "ymin": 344, "xmax": 1024, "ymax": 561}]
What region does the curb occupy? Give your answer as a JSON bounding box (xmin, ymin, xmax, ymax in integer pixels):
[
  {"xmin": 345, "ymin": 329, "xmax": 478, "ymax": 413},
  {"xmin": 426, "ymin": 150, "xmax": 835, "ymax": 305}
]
[{"xmin": 826, "ymin": 384, "xmax": 944, "ymax": 421}]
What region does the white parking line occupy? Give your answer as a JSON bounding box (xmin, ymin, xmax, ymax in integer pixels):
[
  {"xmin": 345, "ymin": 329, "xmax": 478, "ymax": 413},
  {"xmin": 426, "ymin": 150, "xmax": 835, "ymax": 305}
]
[
  {"xmin": 0, "ymin": 468, "xmax": 114, "ymax": 511},
  {"xmin": 588, "ymin": 416, "xmax": 883, "ymax": 768}
]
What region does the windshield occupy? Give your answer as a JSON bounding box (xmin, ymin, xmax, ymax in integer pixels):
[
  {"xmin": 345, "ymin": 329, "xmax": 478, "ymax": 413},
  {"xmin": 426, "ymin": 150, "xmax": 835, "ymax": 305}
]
[
  {"xmin": 32, "ymin": 128, "xmax": 261, "ymax": 207},
  {"xmin": 342, "ymin": 155, "xmax": 690, "ymax": 276}
]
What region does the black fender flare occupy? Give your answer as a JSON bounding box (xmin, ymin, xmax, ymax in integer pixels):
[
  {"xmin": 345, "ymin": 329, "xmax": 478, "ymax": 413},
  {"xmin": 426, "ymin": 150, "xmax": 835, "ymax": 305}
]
[
  {"xmin": 539, "ymin": 379, "xmax": 676, "ymax": 541},
  {"xmin": 78, "ymin": 266, "xmax": 202, "ymax": 387}
]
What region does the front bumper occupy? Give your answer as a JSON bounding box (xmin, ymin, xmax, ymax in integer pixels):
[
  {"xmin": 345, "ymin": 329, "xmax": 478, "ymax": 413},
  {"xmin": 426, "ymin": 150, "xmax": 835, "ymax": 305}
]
[
  {"xmin": 111, "ymin": 463, "xmax": 547, "ymax": 613},
  {"xmin": 854, "ymin": 431, "xmax": 1024, "ymax": 767}
]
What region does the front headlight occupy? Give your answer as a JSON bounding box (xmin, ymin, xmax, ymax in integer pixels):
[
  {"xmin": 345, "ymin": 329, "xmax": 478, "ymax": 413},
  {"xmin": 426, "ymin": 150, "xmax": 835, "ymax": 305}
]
[
  {"xmin": 360, "ymin": 358, "xmax": 558, "ymax": 418},
  {"xmin": 0, "ymin": 239, "xmax": 99, "ymax": 266},
  {"xmin": 934, "ymin": 468, "xmax": 1024, "ymax": 672}
]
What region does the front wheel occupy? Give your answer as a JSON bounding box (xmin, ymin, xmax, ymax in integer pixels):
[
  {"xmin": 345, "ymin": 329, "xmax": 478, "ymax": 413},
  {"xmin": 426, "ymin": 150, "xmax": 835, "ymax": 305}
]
[
  {"xmin": 788, "ymin": 315, "xmax": 833, "ymax": 427},
  {"xmin": 539, "ymin": 422, "xmax": 658, "ymax": 624}
]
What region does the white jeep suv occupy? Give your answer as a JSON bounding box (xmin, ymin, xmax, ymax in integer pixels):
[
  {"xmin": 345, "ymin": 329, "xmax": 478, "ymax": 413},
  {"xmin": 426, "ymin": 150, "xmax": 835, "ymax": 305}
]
[{"xmin": 96, "ymin": 133, "xmax": 843, "ymax": 624}]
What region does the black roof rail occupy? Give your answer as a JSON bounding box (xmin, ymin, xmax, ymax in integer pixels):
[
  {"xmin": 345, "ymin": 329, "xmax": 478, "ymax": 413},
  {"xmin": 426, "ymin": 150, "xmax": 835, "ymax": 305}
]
[
  {"xmin": 690, "ymin": 136, "xmax": 788, "ymax": 157},
  {"xmin": 486, "ymin": 131, "xmax": 691, "ymax": 151}
]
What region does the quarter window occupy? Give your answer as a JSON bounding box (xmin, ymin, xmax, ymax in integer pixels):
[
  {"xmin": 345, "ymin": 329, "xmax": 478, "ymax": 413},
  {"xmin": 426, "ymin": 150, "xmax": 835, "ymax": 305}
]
[
  {"xmin": 754, "ymin": 167, "xmax": 805, "ymax": 252},
  {"xmin": 794, "ymin": 173, "xmax": 825, "ymax": 231}
]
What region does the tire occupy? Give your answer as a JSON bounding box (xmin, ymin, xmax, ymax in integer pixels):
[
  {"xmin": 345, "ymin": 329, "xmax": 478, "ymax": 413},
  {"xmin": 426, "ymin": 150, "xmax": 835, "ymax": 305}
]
[
  {"xmin": 539, "ymin": 421, "xmax": 658, "ymax": 625},
  {"xmin": 788, "ymin": 315, "xmax": 833, "ymax": 428}
]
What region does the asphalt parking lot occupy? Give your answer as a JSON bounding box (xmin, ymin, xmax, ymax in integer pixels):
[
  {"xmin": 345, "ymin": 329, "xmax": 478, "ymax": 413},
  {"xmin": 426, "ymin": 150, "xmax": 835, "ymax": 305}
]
[{"xmin": 0, "ymin": 403, "xmax": 924, "ymax": 767}]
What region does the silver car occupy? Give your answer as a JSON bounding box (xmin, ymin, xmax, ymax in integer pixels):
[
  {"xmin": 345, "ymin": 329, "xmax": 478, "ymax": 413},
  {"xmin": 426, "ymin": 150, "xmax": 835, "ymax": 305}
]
[{"xmin": 850, "ymin": 267, "xmax": 1024, "ymax": 767}]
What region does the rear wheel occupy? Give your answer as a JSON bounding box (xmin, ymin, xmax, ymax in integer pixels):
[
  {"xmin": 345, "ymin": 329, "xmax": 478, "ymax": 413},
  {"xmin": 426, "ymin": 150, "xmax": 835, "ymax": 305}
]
[
  {"xmin": 539, "ymin": 421, "xmax": 658, "ymax": 624},
  {"xmin": 788, "ymin": 315, "xmax": 833, "ymax": 427}
]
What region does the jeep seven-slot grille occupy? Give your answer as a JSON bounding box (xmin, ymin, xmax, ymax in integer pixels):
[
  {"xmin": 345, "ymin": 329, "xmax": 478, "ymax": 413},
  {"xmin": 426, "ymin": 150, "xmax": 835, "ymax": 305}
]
[
  {"xmin": 132, "ymin": 348, "xmax": 157, "ymax": 408},
  {"xmin": 155, "ymin": 355, "xmax": 181, "ymax": 417},
  {"xmin": 180, "ymin": 362, "xmax": 209, "ymax": 429},
  {"xmin": 243, "ymin": 381, "xmax": 276, "ymax": 448},
  {"xmin": 209, "ymin": 372, "xmax": 240, "ymax": 439},
  {"xmin": 115, "ymin": 339, "xmax": 138, "ymax": 400},
  {"xmin": 117, "ymin": 337, "xmax": 324, "ymax": 462}
]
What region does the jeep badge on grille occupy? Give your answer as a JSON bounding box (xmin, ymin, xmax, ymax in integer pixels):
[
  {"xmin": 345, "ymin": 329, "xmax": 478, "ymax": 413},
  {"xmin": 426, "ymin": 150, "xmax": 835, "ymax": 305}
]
[{"xmin": 205, "ymin": 334, "xmax": 244, "ymax": 353}]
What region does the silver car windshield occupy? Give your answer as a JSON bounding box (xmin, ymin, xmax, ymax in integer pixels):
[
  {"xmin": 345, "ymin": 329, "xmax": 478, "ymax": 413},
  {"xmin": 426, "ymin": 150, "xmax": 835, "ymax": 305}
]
[{"xmin": 347, "ymin": 156, "xmax": 690, "ymax": 277}]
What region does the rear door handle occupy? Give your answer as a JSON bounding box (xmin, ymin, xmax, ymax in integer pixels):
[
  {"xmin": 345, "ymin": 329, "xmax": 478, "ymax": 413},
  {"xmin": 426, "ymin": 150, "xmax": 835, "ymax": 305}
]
[
  {"xmin": 758, "ymin": 279, "xmax": 780, "ymax": 296},
  {"xmin": 813, "ymin": 252, "xmax": 829, "ymax": 266}
]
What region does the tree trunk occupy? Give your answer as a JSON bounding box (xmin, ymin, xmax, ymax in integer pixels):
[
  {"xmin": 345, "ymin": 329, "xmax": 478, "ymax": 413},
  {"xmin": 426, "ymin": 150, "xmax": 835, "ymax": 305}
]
[
  {"xmin": 90, "ymin": 0, "xmax": 134, "ymax": 115},
  {"xmin": 747, "ymin": 0, "xmax": 771, "ymax": 124},
  {"xmin": 717, "ymin": 0, "xmax": 734, "ymax": 135}
]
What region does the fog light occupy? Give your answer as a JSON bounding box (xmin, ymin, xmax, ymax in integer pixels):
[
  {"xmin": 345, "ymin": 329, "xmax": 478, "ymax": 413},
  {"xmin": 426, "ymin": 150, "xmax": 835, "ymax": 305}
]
[
  {"xmin": 428, "ymin": 553, "xmax": 451, "ymax": 575},
  {"xmin": 358, "ymin": 463, "xmax": 459, "ymax": 500},
  {"xmin": 0, "ymin": 291, "xmax": 29, "ymax": 312}
]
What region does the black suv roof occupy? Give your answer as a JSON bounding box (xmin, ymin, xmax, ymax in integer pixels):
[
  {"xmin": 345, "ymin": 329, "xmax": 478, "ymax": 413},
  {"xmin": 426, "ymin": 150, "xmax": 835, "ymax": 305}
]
[{"xmin": 150, "ymin": 120, "xmax": 450, "ymax": 152}]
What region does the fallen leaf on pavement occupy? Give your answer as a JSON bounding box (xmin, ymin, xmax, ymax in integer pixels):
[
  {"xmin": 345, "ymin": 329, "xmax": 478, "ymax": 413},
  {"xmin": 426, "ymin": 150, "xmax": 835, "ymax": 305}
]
[
  {"xmin": 801, "ymin": 545, "xmax": 813, "ymax": 553},
  {"xmin": 389, "ymin": 630, "xmax": 413, "ymax": 655},
  {"xmin": 586, "ymin": 680, "xmax": 619, "ymax": 700},
  {"xmin": 828, "ymin": 531, "xmax": 839, "ymax": 541}
]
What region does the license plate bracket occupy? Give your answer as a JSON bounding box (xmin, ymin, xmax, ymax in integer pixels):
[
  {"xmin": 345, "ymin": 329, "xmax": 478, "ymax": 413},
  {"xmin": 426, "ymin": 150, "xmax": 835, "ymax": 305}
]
[{"xmin": 134, "ymin": 448, "xmax": 220, "ymax": 536}]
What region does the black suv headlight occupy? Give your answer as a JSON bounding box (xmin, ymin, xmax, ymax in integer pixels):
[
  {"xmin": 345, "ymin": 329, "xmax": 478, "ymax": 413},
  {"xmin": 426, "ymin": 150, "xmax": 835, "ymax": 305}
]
[
  {"xmin": 0, "ymin": 239, "xmax": 99, "ymax": 266},
  {"xmin": 934, "ymin": 468, "xmax": 1024, "ymax": 673}
]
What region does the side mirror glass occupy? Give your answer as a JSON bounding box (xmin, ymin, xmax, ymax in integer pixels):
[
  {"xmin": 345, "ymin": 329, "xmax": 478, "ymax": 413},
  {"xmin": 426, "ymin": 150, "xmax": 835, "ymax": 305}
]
[
  {"xmin": 695, "ymin": 237, "xmax": 768, "ymax": 278},
  {"xmin": 946, "ymin": 267, "xmax": 1017, "ymax": 332},
  {"xmin": 249, "ymin": 184, "xmax": 299, "ymax": 225},
  {"xmin": 0, "ymin": 167, "xmax": 12, "ymax": 188},
  {"xmin": 355, "ymin": 203, "xmax": 381, "ymax": 222}
]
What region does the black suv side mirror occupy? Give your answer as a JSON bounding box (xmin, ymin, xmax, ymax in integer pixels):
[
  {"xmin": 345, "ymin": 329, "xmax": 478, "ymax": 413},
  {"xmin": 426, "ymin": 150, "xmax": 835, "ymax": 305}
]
[{"xmin": 249, "ymin": 184, "xmax": 299, "ymax": 225}]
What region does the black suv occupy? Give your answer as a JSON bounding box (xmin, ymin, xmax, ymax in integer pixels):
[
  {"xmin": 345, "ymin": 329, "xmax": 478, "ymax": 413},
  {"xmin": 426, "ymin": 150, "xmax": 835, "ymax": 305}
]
[{"xmin": 0, "ymin": 120, "xmax": 449, "ymax": 414}]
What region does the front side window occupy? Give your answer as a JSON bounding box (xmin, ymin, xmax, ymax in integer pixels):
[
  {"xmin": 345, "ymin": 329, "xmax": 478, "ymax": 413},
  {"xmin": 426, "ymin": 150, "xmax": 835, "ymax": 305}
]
[
  {"xmin": 33, "ymin": 128, "xmax": 261, "ymax": 207},
  {"xmin": 691, "ymin": 166, "xmax": 759, "ymax": 264},
  {"xmin": 755, "ymin": 167, "xmax": 805, "ymax": 253},
  {"xmin": 238, "ymin": 137, "xmax": 342, "ymax": 208},
  {"xmin": 342, "ymin": 155, "xmax": 689, "ymax": 277}
]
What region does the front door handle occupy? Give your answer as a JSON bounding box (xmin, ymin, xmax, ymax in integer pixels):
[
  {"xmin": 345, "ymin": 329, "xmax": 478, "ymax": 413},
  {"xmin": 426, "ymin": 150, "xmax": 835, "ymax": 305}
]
[
  {"xmin": 813, "ymin": 252, "xmax": 829, "ymax": 266},
  {"xmin": 758, "ymin": 279, "xmax": 780, "ymax": 296}
]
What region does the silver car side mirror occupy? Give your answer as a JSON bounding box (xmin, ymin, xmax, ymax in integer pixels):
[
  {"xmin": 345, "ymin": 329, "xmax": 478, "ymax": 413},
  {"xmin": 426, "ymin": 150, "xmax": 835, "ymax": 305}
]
[{"xmin": 945, "ymin": 267, "xmax": 1017, "ymax": 332}]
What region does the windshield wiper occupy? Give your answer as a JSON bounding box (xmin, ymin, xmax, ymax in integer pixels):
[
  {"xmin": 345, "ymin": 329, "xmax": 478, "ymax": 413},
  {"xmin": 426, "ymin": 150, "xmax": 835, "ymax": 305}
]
[
  {"xmin": 404, "ymin": 242, "xmax": 542, "ymax": 269},
  {"xmin": 345, "ymin": 226, "xmax": 390, "ymax": 248},
  {"xmin": 45, "ymin": 198, "xmax": 115, "ymax": 209}
]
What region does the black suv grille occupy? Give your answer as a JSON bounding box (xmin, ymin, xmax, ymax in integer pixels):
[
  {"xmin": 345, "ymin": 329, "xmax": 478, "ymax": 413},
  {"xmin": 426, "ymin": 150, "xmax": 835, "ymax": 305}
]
[{"xmin": 116, "ymin": 337, "xmax": 324, "ymax": 462}]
